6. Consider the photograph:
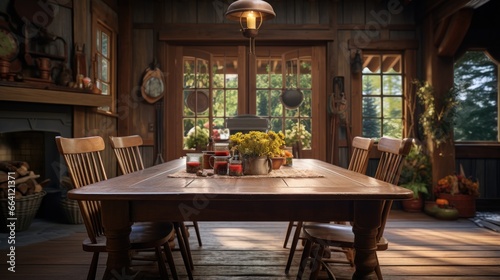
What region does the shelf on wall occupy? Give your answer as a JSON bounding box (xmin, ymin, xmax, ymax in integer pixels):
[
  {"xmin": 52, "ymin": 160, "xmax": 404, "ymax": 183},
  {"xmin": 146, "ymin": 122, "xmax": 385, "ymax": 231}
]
[{"xmin": 0, "ymin": 82, "xmax": 111, "ymax": 107}]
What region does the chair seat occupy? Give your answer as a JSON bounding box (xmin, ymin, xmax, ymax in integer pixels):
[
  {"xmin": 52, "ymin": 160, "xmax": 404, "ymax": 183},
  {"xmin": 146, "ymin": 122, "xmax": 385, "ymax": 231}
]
[
  {"xmin": 302, "ymin": 222, "xmax": 388, "ymax": 251},
  {"xmin": 83, "ymin": 222, "xmax": 175, "ymax": 252}
]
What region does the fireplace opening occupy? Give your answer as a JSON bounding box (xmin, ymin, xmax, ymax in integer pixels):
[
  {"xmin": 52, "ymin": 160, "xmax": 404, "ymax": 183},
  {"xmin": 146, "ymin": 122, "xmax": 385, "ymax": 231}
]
[
  {"xmin": 0, "ymin": 131, "xmax": 61, "ymax": 190},
  {"xmin": 0, "ymin": 102, "xmax": 73, "ymax": 222}
]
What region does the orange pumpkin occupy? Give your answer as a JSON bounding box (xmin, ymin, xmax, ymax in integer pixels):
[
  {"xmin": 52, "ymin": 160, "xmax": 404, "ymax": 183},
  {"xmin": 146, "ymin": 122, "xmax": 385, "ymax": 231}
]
[{"xmin": 436, "ymin": 198, "xmax": 449, "ymax": 206}]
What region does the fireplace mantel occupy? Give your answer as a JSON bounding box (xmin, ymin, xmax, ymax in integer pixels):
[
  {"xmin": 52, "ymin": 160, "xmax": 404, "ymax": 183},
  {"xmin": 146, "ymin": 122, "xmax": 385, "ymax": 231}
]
[{"xmin": 0, "ymin": 83, "xmax": 111, "ymax": 107}]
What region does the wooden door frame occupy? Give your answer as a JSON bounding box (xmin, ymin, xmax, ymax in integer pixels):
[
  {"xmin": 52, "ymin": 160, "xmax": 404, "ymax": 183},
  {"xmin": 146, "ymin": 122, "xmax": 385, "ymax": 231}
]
[{"xmin": 163, "ymin": 44, "xmax": 327, "ymax": 162}]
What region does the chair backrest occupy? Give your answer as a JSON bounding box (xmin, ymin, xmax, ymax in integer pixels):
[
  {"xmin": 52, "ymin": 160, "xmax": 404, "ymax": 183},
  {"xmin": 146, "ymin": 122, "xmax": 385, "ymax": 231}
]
[
  {"xmin": 109, "ymin": 135, "xmax": 145, "ymax": 174},
  {"xmin": 374, "ymin": 137, "xmax": 413, "ymax": 241},
  {"xmin": 347, "ymin": 136, "xmax": 375, "ymax": 174},
  {"xmin": 226, "ymin": 114, "xmax": 269, "ymax": 134},
  {"xmin": 55, "ymin": 136, "xmax": 107, "ymax": 243}
]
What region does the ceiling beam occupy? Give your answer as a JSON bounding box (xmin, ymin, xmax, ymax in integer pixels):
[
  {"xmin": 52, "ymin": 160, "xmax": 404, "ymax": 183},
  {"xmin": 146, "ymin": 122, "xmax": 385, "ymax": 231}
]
[{"xmin": 426, "ymin": 0, "xmax": 489, "ymax": 26}]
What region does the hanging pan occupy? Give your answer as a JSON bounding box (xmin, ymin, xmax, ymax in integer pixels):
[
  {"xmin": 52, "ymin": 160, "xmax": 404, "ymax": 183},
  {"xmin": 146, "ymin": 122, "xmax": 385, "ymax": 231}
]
[{"xmin": 280, "ymin": 88, "xmax": 304, "ymax": 109}]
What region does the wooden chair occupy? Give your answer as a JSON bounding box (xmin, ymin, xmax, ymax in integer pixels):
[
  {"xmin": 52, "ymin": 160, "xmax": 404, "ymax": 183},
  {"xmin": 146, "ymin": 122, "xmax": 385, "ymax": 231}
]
[
  {"xmin": 284, "ymin": 136, "xmax": 375, "ymax": 273},
  {"xmin": 55, "ymin": 136, "xmax": 178, "ymax": 280},
  {"xmin": 109, "ymin": 135, "xmax": 199, "ymax": 280},
  {"xmin": 296, "ymin": 137, "xmax": 412, "ymax": 280}
]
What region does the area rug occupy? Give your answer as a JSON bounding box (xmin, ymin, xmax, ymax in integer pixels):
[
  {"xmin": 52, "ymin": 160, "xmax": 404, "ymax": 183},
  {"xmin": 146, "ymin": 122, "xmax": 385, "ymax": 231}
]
[{"xmin": 470, "ymin": 212, "xmax": 500, "ymax": 233}]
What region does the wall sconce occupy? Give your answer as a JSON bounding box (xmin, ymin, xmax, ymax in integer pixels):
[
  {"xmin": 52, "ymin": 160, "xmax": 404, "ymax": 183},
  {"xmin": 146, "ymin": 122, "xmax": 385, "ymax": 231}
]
[
  {"xmin": 225, "ymin": 0, "xmax": 276, "ymax": 54},
  {"xmin": 351, "ymin": 50, "xmax": 363, "ymax": 74}
]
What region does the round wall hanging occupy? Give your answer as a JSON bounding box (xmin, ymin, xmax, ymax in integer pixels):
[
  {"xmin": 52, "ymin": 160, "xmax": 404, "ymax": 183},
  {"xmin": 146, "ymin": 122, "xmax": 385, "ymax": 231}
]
[
  {"xmin": 141, "ymin": 65, "xmax": 165, "ymax": 104},
  {"xmin": 185, "ymin": 90, "xmax": 209, "ymax": 113}
]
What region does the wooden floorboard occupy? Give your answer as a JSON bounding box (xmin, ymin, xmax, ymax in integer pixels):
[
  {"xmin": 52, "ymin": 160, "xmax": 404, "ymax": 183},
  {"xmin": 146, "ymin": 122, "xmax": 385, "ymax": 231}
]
[{"xmin": 1, "ymin": 210, "xmax": 499, "ymax": 279}]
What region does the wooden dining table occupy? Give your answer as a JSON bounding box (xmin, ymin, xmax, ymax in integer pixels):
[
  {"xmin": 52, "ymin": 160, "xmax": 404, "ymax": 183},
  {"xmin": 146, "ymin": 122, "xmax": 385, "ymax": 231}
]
[{"xmin": 68, "ymin": 158, "xmax": 413, "ymax": 280}]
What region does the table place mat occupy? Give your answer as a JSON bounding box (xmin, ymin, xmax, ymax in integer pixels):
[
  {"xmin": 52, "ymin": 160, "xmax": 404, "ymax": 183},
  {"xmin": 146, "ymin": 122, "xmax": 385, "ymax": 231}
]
[{"xmin": 168, "ymin": 167, "xmax": 324, "ymax": 179}]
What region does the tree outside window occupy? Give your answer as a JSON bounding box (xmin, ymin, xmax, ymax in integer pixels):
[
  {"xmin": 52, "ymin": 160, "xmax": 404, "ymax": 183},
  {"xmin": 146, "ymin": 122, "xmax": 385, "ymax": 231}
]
[
  {"xmin": 361, "ymin": 54, "xmax": 403, "ymax": 139},
  {"xmin": 453, "ymin": 51, "xmax": 498, "ymax": 141}
]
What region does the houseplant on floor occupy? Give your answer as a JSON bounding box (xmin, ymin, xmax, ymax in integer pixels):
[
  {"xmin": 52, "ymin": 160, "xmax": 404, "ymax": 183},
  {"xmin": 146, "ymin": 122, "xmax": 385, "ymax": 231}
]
[{"xmin": 398, "ymin": 140, "xmax": 431, "ymax": 212}]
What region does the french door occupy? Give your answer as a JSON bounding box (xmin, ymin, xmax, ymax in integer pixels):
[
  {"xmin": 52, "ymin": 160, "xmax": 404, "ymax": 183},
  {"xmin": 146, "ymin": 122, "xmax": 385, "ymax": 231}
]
[{"xmin": 165, "ymin": 45, "xmax": 326, "ymax": 161}]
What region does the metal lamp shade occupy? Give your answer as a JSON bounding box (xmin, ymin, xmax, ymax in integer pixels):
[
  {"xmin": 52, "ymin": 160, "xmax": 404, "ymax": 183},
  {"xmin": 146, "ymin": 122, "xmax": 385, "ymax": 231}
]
[{"xmin": 225, "ymin": 0, "xmax": 276, "ymax": 22}]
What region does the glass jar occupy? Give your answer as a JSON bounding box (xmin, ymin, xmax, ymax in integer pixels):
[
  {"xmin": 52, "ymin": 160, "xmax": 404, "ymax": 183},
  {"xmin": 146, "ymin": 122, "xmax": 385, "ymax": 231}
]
[
  {"xmin": 186, "ymin": 153, "xmax": 203, "ymax": 173},
  {"xmin": 211, "ymin": 155, "xmax": 230, "ymax": 175},
  {"xmin": 202, "ymin": 151, "xmax": 215, "ymax": 169},
  {"xmin": 214, "ymin": 142, "xmax": 230, "ymax": 156},
  {"xmin": 228, "ymin": 159, "xmax": 243, "ymax": 176}
]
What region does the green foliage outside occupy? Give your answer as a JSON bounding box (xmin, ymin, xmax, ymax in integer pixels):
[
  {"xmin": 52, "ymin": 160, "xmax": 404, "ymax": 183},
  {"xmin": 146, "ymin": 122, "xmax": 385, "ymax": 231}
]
[
  {"xmin": 361, "ymin": 62, "xmax": 403, "ymax": 139},
  {"xmin": 183, "ymin": 54, "xmax": 314, "ymax": 150},
  {"xmin": 453, "ymin": 51, "xmax": 498, "ymax": 141}
]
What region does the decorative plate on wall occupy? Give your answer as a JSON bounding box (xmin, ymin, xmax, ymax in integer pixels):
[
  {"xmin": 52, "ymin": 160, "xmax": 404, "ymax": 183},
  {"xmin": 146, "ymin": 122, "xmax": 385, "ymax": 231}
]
[
  {"xmin": 185, "ymin": 90, "xmax": 209, "ymax": 113},
  {"xmin": 141, "ymin": 66, "xmax": 165, "ymax": 104}
]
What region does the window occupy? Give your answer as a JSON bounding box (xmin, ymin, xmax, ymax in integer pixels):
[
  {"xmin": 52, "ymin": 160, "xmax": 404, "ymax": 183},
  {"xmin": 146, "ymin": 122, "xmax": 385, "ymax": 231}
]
[
  {"xmin": 453, "ymin": 51, "xmax": 498, "ymax": 142},
  {"xmin": 182, "ymin": 49, "xmax": 239, "ymax": 150},
  {"xmin": 94, "ymin": 21, "xmax": 115, "ymax": 112},
  {"xmin": 361, "ymin": 53, "xmax": 404, "ymax": 139},
  {"xmin": 178, "ymin": 46, "xmax": 322, "ymax": 157},
  {"xmin": 256, "ymin": 49, "xmax": 312, "ymax": 149}
]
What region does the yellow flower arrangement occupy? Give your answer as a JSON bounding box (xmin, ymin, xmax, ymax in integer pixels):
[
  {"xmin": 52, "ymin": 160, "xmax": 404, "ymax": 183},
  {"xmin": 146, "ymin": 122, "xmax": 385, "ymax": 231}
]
[{"xmin": 229, "ymin": 131, "xmax": 285, "ymax": 158}]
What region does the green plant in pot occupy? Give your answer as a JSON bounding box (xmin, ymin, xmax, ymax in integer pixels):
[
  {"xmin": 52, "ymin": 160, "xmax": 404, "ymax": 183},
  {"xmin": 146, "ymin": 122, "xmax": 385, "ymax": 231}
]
[
  {"xmin": 185, "ymin": 127, "xmax": 209, "ymax": 150},
  {"xmin": 398, "ymin": 140, "xmax": 431, "ymax": 212}
]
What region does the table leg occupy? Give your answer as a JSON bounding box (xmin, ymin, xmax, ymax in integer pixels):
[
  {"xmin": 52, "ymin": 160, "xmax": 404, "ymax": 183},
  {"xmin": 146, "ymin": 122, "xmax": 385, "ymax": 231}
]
[
  {"xmin": 101, "ymin": 201, "xmax": 135, "ymax": 280},
  {"xmin": 352, "ymin": 200, "xmax": 383, "ymax": 280}
]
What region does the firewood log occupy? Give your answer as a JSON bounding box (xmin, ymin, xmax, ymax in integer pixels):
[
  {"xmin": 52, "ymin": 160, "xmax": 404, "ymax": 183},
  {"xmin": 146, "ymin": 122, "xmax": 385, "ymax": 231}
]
[
  {"xmin": 0, "ymin": 161, "xmax": 17, "ymax": 172},
  {"xmin": 17, "ymin": 164, "xmax": 29, "ymax": 176},
  {"xmin": 17, "ymin": 182, "xmax": 30, "ymax": 195},
  {"xmin": 34, "ymin": 183, "xmax": 43, "ymax": 193}
]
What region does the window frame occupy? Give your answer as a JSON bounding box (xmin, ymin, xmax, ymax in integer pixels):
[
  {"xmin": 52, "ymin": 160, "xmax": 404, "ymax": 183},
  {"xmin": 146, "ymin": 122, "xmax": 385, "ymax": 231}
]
[
  {"xmin": 453, "ymin": 49, "xmax": 499, "ymax": 143},
  {"xmin": 351, "ymin": 47, "xmax": 417, "ymax": 141},
  {"xmin": 91, "ymin": 12, "xmax": 117, "ymax": 114}
]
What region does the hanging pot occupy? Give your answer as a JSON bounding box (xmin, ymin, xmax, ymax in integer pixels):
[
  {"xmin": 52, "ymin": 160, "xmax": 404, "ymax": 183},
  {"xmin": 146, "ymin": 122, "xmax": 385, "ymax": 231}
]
[{"xmin": 280, "ymin": 89, "xmax": 304, "ymax": 109}]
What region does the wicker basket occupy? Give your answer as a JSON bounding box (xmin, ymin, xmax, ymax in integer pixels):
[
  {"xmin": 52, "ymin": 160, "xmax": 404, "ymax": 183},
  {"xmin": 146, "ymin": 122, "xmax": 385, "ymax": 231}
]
[
  {"xmin": 60, "ymin": 198, "xmax": 83, "ymax": 224},
  {"xmin": 0, "ymin": 191, "xmax": 46, "ymax": 232}
]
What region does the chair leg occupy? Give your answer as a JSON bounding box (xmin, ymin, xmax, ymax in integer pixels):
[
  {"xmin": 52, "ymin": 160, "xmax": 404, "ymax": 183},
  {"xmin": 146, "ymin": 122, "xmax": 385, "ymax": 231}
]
[
  {"xmin": 154, "ymin": 246, "xmax": 170, "ymax": 280},
  {"xmin": 87, "ymin": 252, "xmax": 99, "ymax": 280},
  {"xmin": 296, "ymin": 238, "xmax": 312, "ymax": 280},
  {"xmin": 285, "ymin": 221, "xmax": 303, "ymax": 273},
  {"xmin": 283, "ymin": 221, "xmax": 295, "ymax": 248},
  {"xmin": 163, "ymin": 244, "xmax": 178, "ymax": 280},
  {"xmin": 174, "ymin": 222, "xmax": 194, "ymax": 280},
  {"xmin": 192, "ymin": 221, "xmax": 202, "ymax": 246},
  {"xmin": 309, "ymin": 244, "xmax": 326, "ymax": 280}
]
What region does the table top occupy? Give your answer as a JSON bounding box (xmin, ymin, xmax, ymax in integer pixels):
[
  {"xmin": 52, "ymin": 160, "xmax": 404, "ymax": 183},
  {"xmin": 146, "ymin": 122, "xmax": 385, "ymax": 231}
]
[{"xmin": 68, "ymin": 158, "xmax": 413, "ymax": 202}]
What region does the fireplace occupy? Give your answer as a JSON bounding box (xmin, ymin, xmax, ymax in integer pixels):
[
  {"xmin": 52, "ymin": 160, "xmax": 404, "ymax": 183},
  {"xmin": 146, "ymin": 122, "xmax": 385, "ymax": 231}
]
[{"xmin": 0, "ymin": 101, "xmax": 72, "ymax": 221}]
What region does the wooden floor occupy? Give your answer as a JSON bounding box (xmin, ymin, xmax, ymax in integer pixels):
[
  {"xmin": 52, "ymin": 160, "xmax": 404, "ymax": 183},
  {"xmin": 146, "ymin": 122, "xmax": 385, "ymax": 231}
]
[{"xmin": 1, "ymin": 210, "xmax": 499, "ymax": 280}]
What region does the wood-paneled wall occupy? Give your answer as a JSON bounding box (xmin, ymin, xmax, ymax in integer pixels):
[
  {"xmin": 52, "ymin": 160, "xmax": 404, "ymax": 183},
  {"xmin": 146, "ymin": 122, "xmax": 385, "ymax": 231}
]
[{"xmin": 115, "ymin": 0, "xmax": 500, "ymax": 205}]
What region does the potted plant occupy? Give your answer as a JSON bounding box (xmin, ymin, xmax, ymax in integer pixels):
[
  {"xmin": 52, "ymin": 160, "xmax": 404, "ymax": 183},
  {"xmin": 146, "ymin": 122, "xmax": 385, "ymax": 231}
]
[
  {"xmin": 184, "ymin": 127, "xmax": 209, "ymax": 151},
  {"xmin": 434, "ymin": 166, "xmax": 479, "ymax": 218},
  {"xmin": 229, "ymin": 131, "xmax": 285, "ymax": 175},
  {"xmin": 398, "ymin": 141, "xmax": 431, "ymax": 212},
  {"xmin": 267, "ymin": 131, "xmax": 286, "ymax": 169}
]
